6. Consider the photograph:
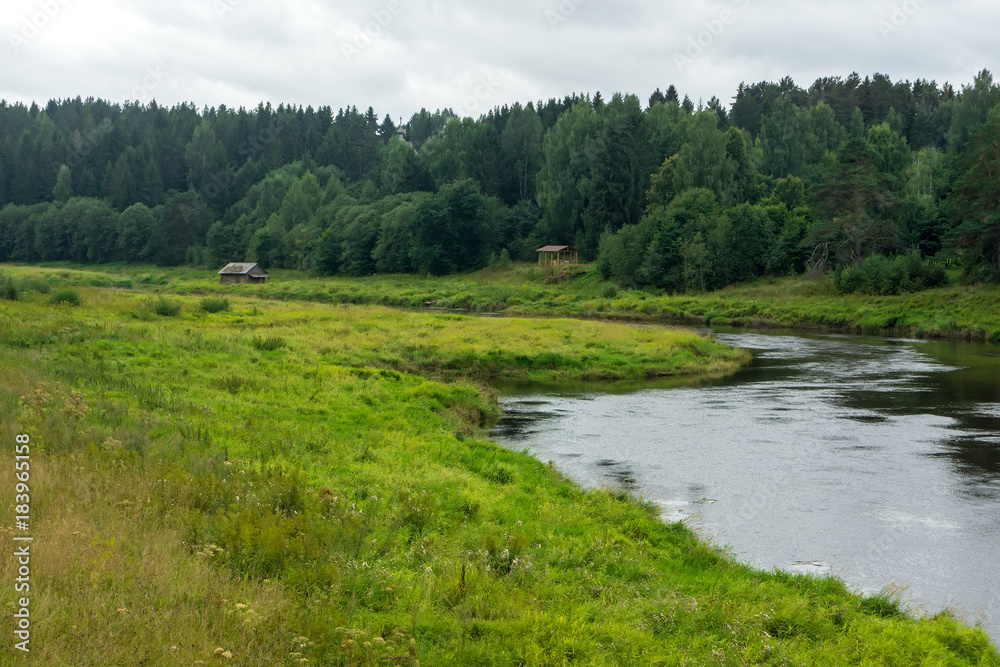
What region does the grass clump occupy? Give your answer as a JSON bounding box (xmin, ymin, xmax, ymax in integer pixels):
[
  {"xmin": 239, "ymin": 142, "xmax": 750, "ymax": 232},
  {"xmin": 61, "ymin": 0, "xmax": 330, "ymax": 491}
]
[
  {"xmin": 49, "ymin": 287, "xmax": 82, "ymax": 306},
  {"xmin": 209, "ymin": 374, "xmax": 260, "ymax": 394},
  {"xmin": 250, "ymin": 334, "xmax": 288, "ymax": 351},
  {"xmin": 153, "ymin": 296, "xmax": 182, "ymax": 316},
  {"xmin": 200, "ymin": 296, "xmax": 230, "ymax": 313}
]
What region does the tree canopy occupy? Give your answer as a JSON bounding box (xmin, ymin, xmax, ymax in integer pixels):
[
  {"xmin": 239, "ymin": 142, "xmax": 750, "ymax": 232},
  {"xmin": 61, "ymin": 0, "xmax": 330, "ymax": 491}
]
[{"xmin": 1, "ymin": 71, "xmax": 999, "ymax": 288}]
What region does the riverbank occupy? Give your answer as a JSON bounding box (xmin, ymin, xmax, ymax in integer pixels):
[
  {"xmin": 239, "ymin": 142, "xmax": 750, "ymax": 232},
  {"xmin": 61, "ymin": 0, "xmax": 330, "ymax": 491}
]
[
  {"xmin": 6, "ymin": 262, "xmax": 1000, "ymax": 342},
  {"xmin": 2, "ymin": 284, "xmax": 996, "ymax": 664}
]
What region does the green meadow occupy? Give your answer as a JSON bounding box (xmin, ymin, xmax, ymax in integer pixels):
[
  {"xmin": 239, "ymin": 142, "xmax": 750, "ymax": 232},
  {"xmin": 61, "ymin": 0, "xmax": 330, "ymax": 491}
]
[
  {"xmin": 6, "ymin": 262, "xmax": 1000, "ymax": 342},
  {"xmin": 1, "ymin": 268, "xmax": 998, "ymax": 665}
]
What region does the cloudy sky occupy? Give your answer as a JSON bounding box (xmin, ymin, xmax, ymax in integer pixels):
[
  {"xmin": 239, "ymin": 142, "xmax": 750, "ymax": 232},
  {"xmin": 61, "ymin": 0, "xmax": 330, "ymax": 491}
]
[{"xmin": 2, "ymin": 0, "xmax": 997, "ymax": 122}]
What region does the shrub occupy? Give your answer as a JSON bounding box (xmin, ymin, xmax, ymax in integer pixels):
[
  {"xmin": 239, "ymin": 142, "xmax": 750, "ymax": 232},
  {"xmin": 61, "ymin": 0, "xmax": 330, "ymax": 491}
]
[
  {"xmin": 50, "ymin": 288, "xmax": 82, "ymax": 306},
  {"xmin": 200, "ymin": 297, "xmax": 230, "ymax": 313},
  {"xmin": 0, "ymin": 273, "xmax": 19, "ymax": 301},
  {"xmin": 19, "ymin": 277, "xmax": 50, "ymax": 294},
  {"xmin": 835, "ymin": 251, "xmax": 947, "ymax": 296},
  {"xmin": 154, "ymin": 297, "xmax": 182, "ymax": 317}
]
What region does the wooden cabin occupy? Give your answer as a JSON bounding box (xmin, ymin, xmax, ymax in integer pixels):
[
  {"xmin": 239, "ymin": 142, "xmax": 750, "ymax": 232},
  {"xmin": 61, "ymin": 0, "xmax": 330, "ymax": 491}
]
[{"xmin": 218, "ymin": 263, "xmax": 269, "ymax": 284}]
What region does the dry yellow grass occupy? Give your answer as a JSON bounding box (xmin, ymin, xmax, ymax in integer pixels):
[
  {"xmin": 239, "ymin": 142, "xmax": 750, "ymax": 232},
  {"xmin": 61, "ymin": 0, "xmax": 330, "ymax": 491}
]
[{"xmin": 1, "ymin": 449, "xmax": 297, "ymax": 665}]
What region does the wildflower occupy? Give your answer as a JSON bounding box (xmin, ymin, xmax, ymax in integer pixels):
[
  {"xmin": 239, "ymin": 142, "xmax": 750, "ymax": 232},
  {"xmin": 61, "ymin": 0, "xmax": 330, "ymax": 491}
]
[
  {"xmin": 102, "ymin": 437, "xmax": 124, "ymax": 452},
  {"xmin": 235, "ymin": 603, "xmax": 247, "ymax": 610}
]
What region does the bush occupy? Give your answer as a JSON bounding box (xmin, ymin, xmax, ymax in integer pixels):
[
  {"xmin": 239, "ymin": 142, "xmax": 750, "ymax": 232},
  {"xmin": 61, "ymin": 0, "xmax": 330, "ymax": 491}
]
[
  {"xmin": 835, "ymin": 251, "xmax": 947, "ymax": 296},
  {"xmin": 50, "ymin": 288, "xmax": 82, "ymax": 306},
  {"xmin": 20, "ymin": 277, "xmax": 51, "ymax": 294},
  {"xmin": 200, "ymin": 297, "xmax": 230, "ymax": 313},
  {"xmin": 0, "ymin": 273, "xmax": 19, "ymax": 301},
  {"xmin": 1, "ymin": 275, "xmax": 51, "ymax": 298},
  {"xmin": 154, "ymin": 297, "xmax": 182, "ymax": 317}
]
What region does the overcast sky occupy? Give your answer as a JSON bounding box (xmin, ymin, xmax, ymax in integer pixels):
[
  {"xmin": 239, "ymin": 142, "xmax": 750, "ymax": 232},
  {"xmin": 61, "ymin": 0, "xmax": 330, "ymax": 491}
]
[{"xmin": 2, "ymin": 0, "xmax": 997, "ymax": 122}]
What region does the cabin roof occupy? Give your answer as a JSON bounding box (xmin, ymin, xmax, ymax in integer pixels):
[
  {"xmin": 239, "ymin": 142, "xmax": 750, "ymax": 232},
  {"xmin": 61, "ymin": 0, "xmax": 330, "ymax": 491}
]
[
  {"xmin": 218, "ymin": 263, "xmax": 269, "ymax": 276},
  {"xmin": 536, "ymin": 245, "xmax": 575, "ymax": 253}
]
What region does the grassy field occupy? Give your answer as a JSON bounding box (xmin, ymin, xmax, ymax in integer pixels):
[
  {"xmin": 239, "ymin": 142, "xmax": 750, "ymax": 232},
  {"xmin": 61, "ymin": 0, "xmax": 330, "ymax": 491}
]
[
  {"xmin": 5, "ymin": 262, "xmax": 1000, "ymax": 342},
  {"xmin": 0, "ymin": 272, "xmax": 998, "ymax": 664}
]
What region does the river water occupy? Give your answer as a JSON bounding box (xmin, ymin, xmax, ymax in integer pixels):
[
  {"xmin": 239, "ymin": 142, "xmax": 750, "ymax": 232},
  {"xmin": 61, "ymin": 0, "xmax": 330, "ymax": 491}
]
[{"xmin": 490, "ymin": 331, "xmax": 1000, "ymax": 643}]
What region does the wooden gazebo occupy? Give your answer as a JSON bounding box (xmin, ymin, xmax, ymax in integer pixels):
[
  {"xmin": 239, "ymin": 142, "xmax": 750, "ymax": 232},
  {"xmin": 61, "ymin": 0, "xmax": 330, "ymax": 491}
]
[
  {"xmin": 536, "ymin": 245, "xmax": 579, "ymax": 268},
  {"xmin": 536, "ymin": 245, "xmax": 580, "ymax": 284}
]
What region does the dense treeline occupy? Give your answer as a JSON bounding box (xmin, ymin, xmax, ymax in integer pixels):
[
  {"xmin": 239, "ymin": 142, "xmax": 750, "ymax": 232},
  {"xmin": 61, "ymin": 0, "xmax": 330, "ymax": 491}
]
[{"xmin": 1, "ymin": 70, "xmax": 999, "ymax": 290}]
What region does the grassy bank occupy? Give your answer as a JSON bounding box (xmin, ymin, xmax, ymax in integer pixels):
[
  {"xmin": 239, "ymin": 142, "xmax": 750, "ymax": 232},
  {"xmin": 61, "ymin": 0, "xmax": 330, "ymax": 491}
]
[
  {"xmin": 5, "ymin": 262, "xmax": 1000, "ymax": 342},
  {"xmin": 2, "ymin": 285, "xmax": 996, "ymax": 665}
]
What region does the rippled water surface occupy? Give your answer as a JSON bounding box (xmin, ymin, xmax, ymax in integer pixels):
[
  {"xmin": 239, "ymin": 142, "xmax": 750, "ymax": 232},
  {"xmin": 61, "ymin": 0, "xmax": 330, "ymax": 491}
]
[{"xmin": 491, "ymin": 332, "xmax": 1000, "ymax": 642}]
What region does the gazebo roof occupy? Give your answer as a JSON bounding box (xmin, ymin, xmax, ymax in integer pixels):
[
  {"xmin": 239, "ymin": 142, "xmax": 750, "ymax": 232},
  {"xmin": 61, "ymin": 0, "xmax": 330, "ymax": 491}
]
[{"xmin": 536, "ymin": 245, "xmax": 575, "ymax": 253}]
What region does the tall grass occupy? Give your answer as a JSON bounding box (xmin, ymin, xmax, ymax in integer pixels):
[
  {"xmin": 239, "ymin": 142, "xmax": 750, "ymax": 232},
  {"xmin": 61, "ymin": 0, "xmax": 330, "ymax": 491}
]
[
  {"xmin": 200, "ymin": 296, "xmax": 230, "ymax": 313},
  {"xmin": 0, "ymin": 271, "xmax": 50, "ymax": 300}
]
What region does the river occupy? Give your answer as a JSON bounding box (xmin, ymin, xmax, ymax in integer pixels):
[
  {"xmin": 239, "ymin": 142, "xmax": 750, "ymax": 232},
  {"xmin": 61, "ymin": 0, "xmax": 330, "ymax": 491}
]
[{"xmin": 490, "ymin": 330, "xmax": 1000, "ymax": 643}]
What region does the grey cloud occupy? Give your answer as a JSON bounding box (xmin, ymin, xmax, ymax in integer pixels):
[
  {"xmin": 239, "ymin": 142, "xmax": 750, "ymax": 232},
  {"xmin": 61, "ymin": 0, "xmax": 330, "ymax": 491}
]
[{"xmin": 0, "ymin": 0, "xmax": 996, "ymax": 122}]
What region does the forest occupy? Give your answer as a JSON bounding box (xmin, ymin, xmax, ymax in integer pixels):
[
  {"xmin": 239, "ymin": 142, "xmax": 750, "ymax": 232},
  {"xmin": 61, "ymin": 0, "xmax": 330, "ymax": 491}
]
[{"xmin": 1, "ymin": 70, "xmax": 999, "ymax": 294}]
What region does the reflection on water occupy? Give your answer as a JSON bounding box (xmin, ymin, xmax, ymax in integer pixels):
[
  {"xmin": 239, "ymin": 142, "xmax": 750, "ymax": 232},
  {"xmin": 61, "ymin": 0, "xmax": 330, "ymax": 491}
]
[{"xmin": 491, "ymin": 331, "xmax": 1000, "ymax": 643}]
